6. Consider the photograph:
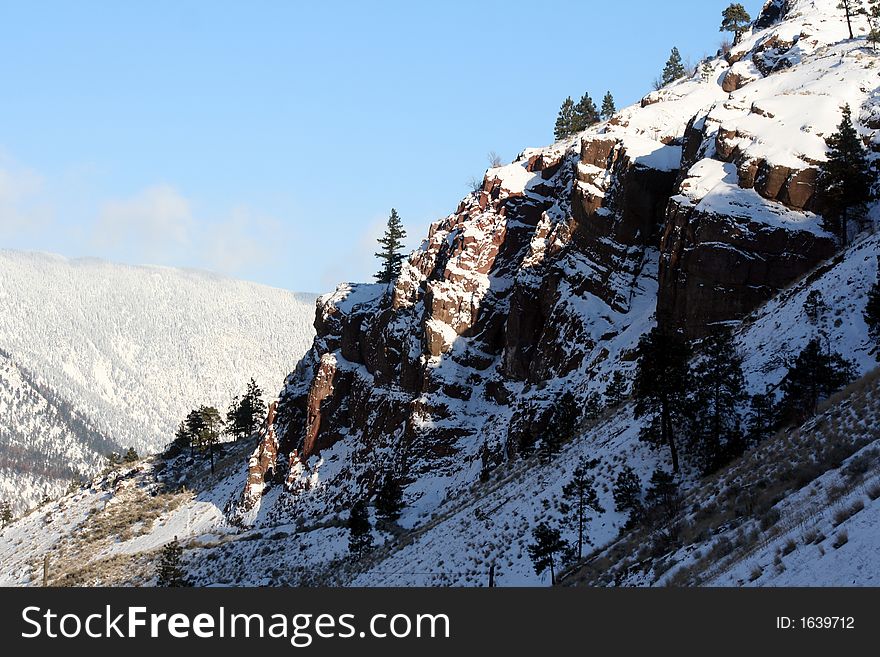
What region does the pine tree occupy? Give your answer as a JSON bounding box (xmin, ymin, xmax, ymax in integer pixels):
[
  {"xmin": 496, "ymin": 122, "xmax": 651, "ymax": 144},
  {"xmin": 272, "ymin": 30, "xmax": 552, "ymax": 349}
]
[
  {"xmin": 197, "ymin": 406, "xmax": 223, "ymax": 474},
  {"xmin": 582, "ymin": 392, "xmax": 602, "ymax": 422},
  {"xmin": 746, "ymin": 389, "xmax": 776, "ymax": 446},
  {"xmin": 720, "ymin": 4, "xmax": 752, "ymax": 45},
  {"xmin": 604, "ymin": 371, "xmax": 629, "ymax": 408},
  {"xmin": 156, "ymin": 537, "xmax": 189, "ymax": 587},
  {"xmin": 557, "ymin": 457, "xmax": 604, "ymax": 560},
  {"xmin": 225, "ymin": 395, "xmax": 243, "ymax": 439},
  {"xmin": 612, "ymin": 466, "xmax": 643, "ymax": 527},
  {"xmin": 479, "ymin": 441, "xmax": 492, "ymax": 482},
  {"xmin": 185, "ymin": 408, "xmax": 205, "ymax": 458},
  {"xmin": 600, "ymin": 92, "xmax": 616, "ymax": 121},
  {"xmin": 865, "ymin": 260, "xmax": 880, "ymax": 351},
  {"xmin": 515, "ymin": 401, "xmax": 540, "ymax": 458},
  {"xmin": 527, "ymin": 522, "xmax": 569, "ymax": 585},
  {"xmin": 374, "ymin": 209, "xmax": 408, "ymax": 284},
  {"xmin": 347, "ymin": 498, "xmax": 374, "ymax": 556},
  {"xmin": 571, "ymin": 93, "xmax": 600, "ymax": 132},
  {"xmin": 661, "ymin": 47, "xmax": 688, "ymax": 86},
  {"xmin": 634, "ymin": 328, "xmax": 691, "ymax": 473},
  {"xmin": 226, "ymin": 379, "xmax": 268, "ymax": 440},
  {"xmin": 123, "ymin": 447, "xmax": 139, "ymax": 463},
  {"xmin": 701, "ymin": 60, "xmax": 713, "ymax": 82},
  {"xmin": 803, "ymin": 290, "xmax": 828, "ymax": 325},
  {"xmin": 839, "ymin": 0, "xmax": 856, "ymax": 40},
  {"xmin": 554, "ymin": 96, "xmax": 575, "ymax": 140},
  {"xmin": 645, "ymin": 468, "xmax": 680, "ymax": 532},
  {"xmin": 0, "ymin": 500, "xmax": 13, "ymax": 527},
  {"xmin": 171, "ymin": 421, "xmax": 190, "ymax": 457},
  {"xmin": 375, "ymin": 473, "xmax": 404, "ymax": 523},
  {"xmin": 819, "ymin": 104, "xmax": 873, "ymax": 246},
  {"xmin": 776, "ymin": 339, "xmax": 856, "ymax": 427},
  {"xmin": 244, "ymin": 378, "xmax": 267, "ymax": 432},
  {"xmin": 866, "ymin": 0, "xmax": 880, "ymax": 51},
  {"xmin": 539, "ymin": 392, "xmax": 579, "ymax": 463},
  {"xmin": 688, "ymin": 330, "xmax": 747, "ymax": 474}
]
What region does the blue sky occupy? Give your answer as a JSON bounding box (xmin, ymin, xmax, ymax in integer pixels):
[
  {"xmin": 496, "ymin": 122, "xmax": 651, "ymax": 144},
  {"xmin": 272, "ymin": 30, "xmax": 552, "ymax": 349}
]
[{"xmin": 0, "ymin": 0, "xmax": 764, "ymax": 293}]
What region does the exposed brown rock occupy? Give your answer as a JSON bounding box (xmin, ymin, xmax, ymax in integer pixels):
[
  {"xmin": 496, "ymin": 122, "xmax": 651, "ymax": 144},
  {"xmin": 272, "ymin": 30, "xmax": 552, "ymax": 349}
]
[{"xmin": 657, "ymin": 198, "xmax": 836, "ymax": 337}]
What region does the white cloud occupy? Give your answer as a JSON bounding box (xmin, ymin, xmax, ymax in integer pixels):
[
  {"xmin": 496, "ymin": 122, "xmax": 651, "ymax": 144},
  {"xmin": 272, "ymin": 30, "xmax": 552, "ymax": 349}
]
[
  {"xmin": 201, "ymin": 205, "xmax": 282, "ymax": 275},
  {"xmin": 93, "ymin": 184, "xmax": 194, "ymax": 261},
  {"xmin": 0, "ymin": 158, "xmax": 52, "ymax": 235},
  {"xmin": 89, "ymin": 184, "xmax": 283, "ymax": 276}
]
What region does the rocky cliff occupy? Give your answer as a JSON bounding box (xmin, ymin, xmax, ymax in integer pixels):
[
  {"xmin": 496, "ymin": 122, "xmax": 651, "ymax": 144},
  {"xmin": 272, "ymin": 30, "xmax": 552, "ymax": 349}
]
[{"xmin": 243, "ymin": 0, "xmax": 879, "ymax": 524}]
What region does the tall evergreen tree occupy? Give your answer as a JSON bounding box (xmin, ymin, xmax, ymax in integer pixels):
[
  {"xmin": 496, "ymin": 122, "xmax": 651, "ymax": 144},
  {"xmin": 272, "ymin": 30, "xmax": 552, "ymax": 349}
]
[
  {"xmin": 225, "ymin": 395, "xmax": 243, "ymax": 439},
  {"xmin": 539, "ymin": 392, "xmax": 579, "ymax": 463},
  {"xmin": 612, "ymin": 465, "xmax": 644, "ymax": 527},
  {"xmin": 720, "ymin": 4, "xmax": 752, "ymax": 45},
  {"xmin": 172, "ymin": 421, "xmax": 190, "ymax": 457},
  {"xmin": 688, "ymin": 330, "xmax": 747, "ymax": 474},
  {"xmin": 634, "ymin": 328, "xmax": 691, "ymax": 473},
  {"xmin": 557, "ymin": 457, "xmax": 604, "ymax": 560},
  {"xmin": 865, "ymin": 260, "xmax": 880, "ymax": 351},
  {"xmin": 582, "ymin": 392, "xmax": 602, "ymax": 422},
  {"xmin": 527, "ymin": 522, "xmax": 569, "ymax": 585},
  {"xmin": 374, "ymin": 209, "xmax": 408, "ymax": 284},
  {"xmin": 156, "ymin": 537, "xmax": 189, "ymax": 587},
  {"xmin": 244, "ymin": 378, "xmax": 267, "ymax": 431},
  {"xmin": 185, "ymin": 408, "xmax": 205, "ymax": 458},
  {"xmin": 819, "ymin": 104, "xmax": 873, "ymax": 246},
  {"xmin": 347, "ymin": 498, "xmax": 374, "ymax": 556},
  {"xmin": 776, "ymin": 339, "xmax": 856, "ymax": 427},
  {"xmin": 554, "ymin": 96, "xmax": 575, "ymax": 140},
  {"xmin": 600, "ymin": 92, "xmax": 616, "ymax": 121},
  {"xmin": 604, "ymin": 371, "xmax": 628, "ymax": 409},
  {"xmin": 197, "ymin": 405, "xmax": 223, "ymax": 474},
  {"xmin": 375, "ymin": 473, "xmax": 405, "ymax": 523},
  {"xmin": 838, "ymin": 0, "xmax": 856, "ymax": 40},
  {"xmin": 746, "ymin": 389, "xmax": 776, "ymax": 446},
  {"xmin": 226, "ymin": 379, "xmax": 268, "ymax": 440},
  {"xmin": 0, "ymin": 500, "xmax": 12, "ymax": 527},
  {"xmin": 645, "ymin": 468, "xmax": 680, "ymax": 535},
  {"xmin": 866, "ymin": 0, "xmax": 880, "ymax": 51},
  {"xmin": 571, "ymin": 93, "xmax": 600, "ymax": 132},
  {"xmin": 661, "ymin": 47, "xmax": 688, "ymax": 86}
]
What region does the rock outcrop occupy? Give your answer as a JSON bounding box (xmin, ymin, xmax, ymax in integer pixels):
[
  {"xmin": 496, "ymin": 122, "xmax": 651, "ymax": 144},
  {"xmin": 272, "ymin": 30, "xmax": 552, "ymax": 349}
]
[{"xmin": 243, "ymin": 0, "xmax": 880, "ymax": 521}]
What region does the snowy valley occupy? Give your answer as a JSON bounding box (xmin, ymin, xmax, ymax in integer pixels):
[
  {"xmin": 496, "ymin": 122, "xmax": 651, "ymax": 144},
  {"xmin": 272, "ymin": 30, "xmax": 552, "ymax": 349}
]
[
  {"xmin": 0, "ymin": 252, "xmax": 317, "ymax": 511},
  {"xmin": 2, "ymin": 0, "xmax": 880, "ymax": 588}
]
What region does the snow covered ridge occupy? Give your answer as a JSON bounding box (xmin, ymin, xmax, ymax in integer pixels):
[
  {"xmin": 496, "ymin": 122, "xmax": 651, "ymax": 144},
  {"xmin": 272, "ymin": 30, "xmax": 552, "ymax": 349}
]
[
  {"xmin": 236, "ymin": 0, "xmax": 880, "ymax": 552},
  {"xmin": 0, "ymin": 349, "xmax": 118, "ymax": 513},
  {"xmin": 5, "ymin": 0, "xmax": 880, "ymax": 586},
  {"xmin": 0, "ymin": 251, "xmax": 318, "ymax": 454}
]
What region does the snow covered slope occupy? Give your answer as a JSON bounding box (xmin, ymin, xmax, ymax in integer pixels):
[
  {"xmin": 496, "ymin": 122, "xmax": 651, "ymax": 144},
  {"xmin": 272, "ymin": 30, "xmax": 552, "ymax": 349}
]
[
  {"xmin": 0, "ymin": 349, "xmax": 119, "ymax": 512},
  {"xmin": 2, "ymin": 0, "xmax": 880, "ymax": 587},
  {"xmin": 0, "ymin": 250, "xmax": 317, "ymax": 454}
]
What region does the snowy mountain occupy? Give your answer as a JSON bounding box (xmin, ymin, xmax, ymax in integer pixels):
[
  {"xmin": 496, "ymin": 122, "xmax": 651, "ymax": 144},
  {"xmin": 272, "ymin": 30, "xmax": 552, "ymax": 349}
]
[
  {"xmin": 1, "ymin": 0, "xmax": 879, "ymax": 586},
  {"xmin": 0, "ymin": 349, "xmax": 119, "ymax": 512},
  {"xmin": 0, "ymin": 251, "xmax": 317, "ymax": 510}
]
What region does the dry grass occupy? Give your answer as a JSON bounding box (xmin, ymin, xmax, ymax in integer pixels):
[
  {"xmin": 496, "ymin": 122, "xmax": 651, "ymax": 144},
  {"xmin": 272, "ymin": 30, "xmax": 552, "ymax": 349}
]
[
  {"xmin": 79, "ymin": 489, "xmax": 184, "ymax": 544},
  {"xmin": 564, "ymin": 367, "xmax": 880, "ymax": 587}
]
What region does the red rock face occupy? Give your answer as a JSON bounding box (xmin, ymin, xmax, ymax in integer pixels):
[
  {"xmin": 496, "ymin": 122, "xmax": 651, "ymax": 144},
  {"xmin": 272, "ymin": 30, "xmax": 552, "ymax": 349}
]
[
  {"xmin": 243, "ymin": 401, "xmax": 279, "ymax": 506},
  {"xmin": 657, "ymin": 196, "xmax": 837, "ymax": 337}
]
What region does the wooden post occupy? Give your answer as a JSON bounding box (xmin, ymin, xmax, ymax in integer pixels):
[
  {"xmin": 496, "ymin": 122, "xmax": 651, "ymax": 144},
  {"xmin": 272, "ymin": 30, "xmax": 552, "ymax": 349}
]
[
  {"xmin": 488, "ymin": 563, "xmax": 495, "ymax": 588},
  {"xmin": 43, "ymin": 555, "xmax": 49, "ymax": 587}
]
